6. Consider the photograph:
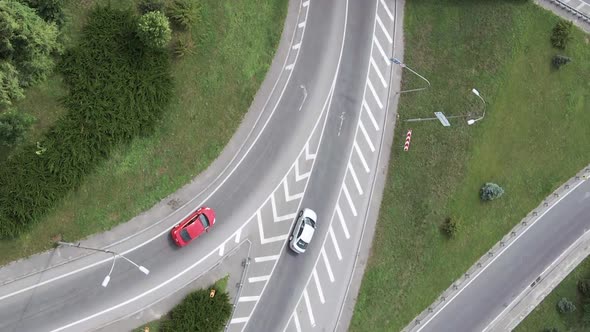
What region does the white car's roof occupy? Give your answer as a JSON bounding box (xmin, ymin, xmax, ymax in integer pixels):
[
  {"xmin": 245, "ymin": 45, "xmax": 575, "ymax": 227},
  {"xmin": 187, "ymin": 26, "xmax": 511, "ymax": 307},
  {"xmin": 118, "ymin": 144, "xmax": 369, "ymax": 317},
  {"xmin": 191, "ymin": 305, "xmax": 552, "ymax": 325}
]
[{"xmin": 300, "ymin": 224, "xmax": 315, "ymax": 242}]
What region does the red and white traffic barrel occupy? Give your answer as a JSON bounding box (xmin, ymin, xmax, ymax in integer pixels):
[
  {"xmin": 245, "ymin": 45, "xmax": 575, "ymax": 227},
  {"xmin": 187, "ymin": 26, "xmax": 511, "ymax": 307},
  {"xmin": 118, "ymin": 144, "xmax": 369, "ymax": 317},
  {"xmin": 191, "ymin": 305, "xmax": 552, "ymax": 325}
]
[{"xmin": 404, "ymin": 129, "xmax": 412, "ymax": 151}]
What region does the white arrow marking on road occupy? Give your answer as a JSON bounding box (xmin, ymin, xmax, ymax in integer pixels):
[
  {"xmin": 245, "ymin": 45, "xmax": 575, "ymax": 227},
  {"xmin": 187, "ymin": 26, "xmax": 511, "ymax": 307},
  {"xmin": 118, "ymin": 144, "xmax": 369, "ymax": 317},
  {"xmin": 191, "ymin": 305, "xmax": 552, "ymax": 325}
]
[
  {"xmin": 257, "ymin": 210, "xmax": 289, "ymax": 244},
  {"xmin": 305, "ymin": 142, "xmax": 316, "ymax": 160},
  {"xmin": 271, "ymin": 195, "xmax": 298, "ymax": 222},
  {"xmin": 294, "ymin": 160, "xmax": 311, "ymax": 182},
  {"xmin": 283, "ymin": 180, "xmax": 304, "ymax": 202}
]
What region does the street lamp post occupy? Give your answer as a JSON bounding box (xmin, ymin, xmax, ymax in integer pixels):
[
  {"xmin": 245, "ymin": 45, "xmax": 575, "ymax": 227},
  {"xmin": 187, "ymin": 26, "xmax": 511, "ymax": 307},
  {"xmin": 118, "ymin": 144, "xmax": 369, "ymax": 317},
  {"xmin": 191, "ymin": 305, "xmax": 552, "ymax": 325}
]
[
  {"xmin": 467, "ymin": 88, "xmax": 486, "ymax": 125},
  {"xmin": 390, "ymin": 57, "xmax": 431, "ymax": 94},
  {"xmin": 56, "ymin": 241, "xmax": 149, "ymax": 287}
]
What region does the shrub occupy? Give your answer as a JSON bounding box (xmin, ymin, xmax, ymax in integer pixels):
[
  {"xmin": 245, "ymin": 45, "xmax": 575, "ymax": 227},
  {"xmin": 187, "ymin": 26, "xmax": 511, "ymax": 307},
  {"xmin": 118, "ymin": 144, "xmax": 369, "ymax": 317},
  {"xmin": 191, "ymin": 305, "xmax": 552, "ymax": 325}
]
[
  {"xmin": 173, "ymin": 35, "xmax": 195, "ymax": 58},
  {"xmin": 441, "ymin": 217, "xmax": 460, "ymax": 237},
  {"xmin": 557, "ymin": 297, "xmax": 576, "ymax": 314},
  {"xmin": 138, "ymin": 0, "xmax": 164, "ymax": 14},
  {"xmin": 480, "ymin": 183, "xmax": 505, "ymax": 201},
  {"xmin": 160, "ymin": 286, "xmax": 232, "ymax": 332},
  {"xmin": 167, "ymin": 0, "xmax": 200, "ymax": 30},
  {"xmin": 578, "ymin": 279, "xmax": 590, "ymax": 297},
  {"xmin": 0, "ymin": 62, "xmax": 24, "ymax": 108},
  {"xmin": 0, "ymin": 6, "xmax": 172, "ymax": 237},
  {"xmin": 551, "ymin": 19, "xmax": 573, "ymax": 50},
  {"xmin": 137, "ymin": 10, "xmax": 172, "ymax": 48},
  {"xmin": 0, "ymin": 0, "xmax": 61, "ymax": 103},
  {"xmin": 20, "ymin": 0, "xmax": 65, "ymax": 26},
  {"xmin": 552, "ymin": 55, "xmax": 571, "ymax": 69},
  {"xmin": 0, "ymin": 109, "xmax": 35, "ymax": 146}
]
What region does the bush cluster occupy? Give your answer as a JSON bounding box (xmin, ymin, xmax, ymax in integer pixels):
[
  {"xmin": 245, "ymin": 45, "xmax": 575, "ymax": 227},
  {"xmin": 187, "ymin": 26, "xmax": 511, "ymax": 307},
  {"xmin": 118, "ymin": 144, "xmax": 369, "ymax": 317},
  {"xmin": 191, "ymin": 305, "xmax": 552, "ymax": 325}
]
[
  {"xmin": 552, "ymin": 55, "xmax": 571, "ymax": 69},
  {"xmin": 160, "ymin": 287, "xmax": 232, "ymax": 332},
  {"xmin": 136, "ymin": 10, "xmax": 172, "ymax": 49},
  {"xmin": 557, "ymin": 297, "xmax": 576, "ymax": 314},
  {"xmin": 441, "ymin": 217, "xmax": 460, "ymax": 238},
  {"xmin": 480, "ymin": 182, "xmax": 504, "ymax": 201},
  {"xmin": 0, "ymin": 6, "xmax": 172, "ymax": 237},
  {"xmin": 551, "ymin": 19, "xmax": 573, "ymax": 50},
  {"xmin": 167, "ymin": 0, "xmax": 200, "ymax": 30},
  {"xmin": 0, "ymin": 110, "xmax": 34, "ymax": 146}
]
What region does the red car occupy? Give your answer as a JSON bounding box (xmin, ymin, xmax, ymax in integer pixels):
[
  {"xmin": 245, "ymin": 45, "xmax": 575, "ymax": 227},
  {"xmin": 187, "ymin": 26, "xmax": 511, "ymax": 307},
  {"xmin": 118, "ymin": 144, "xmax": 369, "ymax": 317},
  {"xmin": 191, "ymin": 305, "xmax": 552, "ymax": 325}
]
[{"xmin": 171, "ymin": 207, "xmax": 215, "ymax": 247}]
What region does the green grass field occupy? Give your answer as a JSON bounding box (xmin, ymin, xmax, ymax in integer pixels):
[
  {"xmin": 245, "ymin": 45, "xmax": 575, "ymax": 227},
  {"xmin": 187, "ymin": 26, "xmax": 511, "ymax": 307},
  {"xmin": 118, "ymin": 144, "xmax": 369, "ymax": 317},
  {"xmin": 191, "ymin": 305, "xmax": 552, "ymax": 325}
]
[
  {"xmin": 350, "ymin": 1, "xmax": 590, "ymax": 331},
  {"xmin": 515, "ymin": 257, "xmax": 590, "ymax": 331},
  {"xmin": 0, "ymin": 0, "xmax": 287, "ymax": 264}
]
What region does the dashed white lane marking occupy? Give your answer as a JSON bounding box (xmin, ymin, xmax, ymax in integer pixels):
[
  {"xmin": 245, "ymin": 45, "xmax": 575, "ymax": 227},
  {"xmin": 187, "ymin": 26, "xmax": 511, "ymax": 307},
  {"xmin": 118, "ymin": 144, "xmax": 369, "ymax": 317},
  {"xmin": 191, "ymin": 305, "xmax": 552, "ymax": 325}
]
[
  {"xmin": 359, "ymin": 121, "xmax": 375, "ymax": 152},
  {"xmin": 231, "ymin": 317, "xmax": 249, "ymax": 324},
  {"xmin": 353, "ymin": 141, "xmax": 370, "ymax": 173},
  {"xmin": 254, "ymin": 255, "xmax": 280, "ymax": 263},
  {"xmin": 303, "ymin": 0, "xmax": 309, "ymax": 7},
  {"xmin": 258, "ymin": 210, "xmax": 289, "ymax": 244},
  {"xmin": 367, "ymin": 78, "xmax": 383, "ymax": 109},
  {"xmin": 335, "ymin": 205, "xmax": 350, "ymax": 239},
  {"xmin": 380, "ymin": 0, "xmax": 394, "ymax": 20},
  {"xmin": 363, "ymin": 99, "xmax": 380, "ymax": 131},
  {"xmin": 218, "ymin": 242, "xmax": 225, "ymax": 256},
  {"xmin": 312, "ymin": 268, "xmax": 325, "ymax": 304},
  {"xmin": 348, "ymin": 162, "xmax": 363, "ymax": 195},
  {"xmin": 284, "ymin": 181, "xmax": 304, "ymax": 202},
  {"xmin": 370, "ymin": 56, "xmax": 388, "ymax": 88},
  {"xmin": 342, "ymin": 183, "xmax": 358, "ymax": 217},
  {"xmin": 293, "ymin": 312, "xmax": 302, "ymax": 332},
  {"xmin": 271, "ymin": 195, "xmax": 298, "ymax": 222},
  {"xmin": 373, "ymin": 35, "xmax": 390, "ymax": 65},
  {"xmin": 376, "ymin": 14, "xmax": 392, "ymax": 43},
  {"xmin": 303, "ymin": 289, "xmax": 316, "ymax": 327},
  {"xmin": 292, "ymin": 43, "xmax": 301, "ymax": 50},
  {"xmin": 298, "ymin": 21, "xmax": 306, "ymax": 28},
  {"xmin": 248, "ymin": 275, "xmax": 270, "ymax": 283},
  {"xmin": 328, "ymin": 226, "xmax": 343, "ymax": 261},
  {"xmin": 234, "ymin": 227, "xmax": 241, "ymax": 243},
  {"xmin": 321, "ymin": 248, "xmax": 335, "ymax": 282},
  {"xmin": 239, "ymin": 296, "xmax": 260, "ymax": 302},
  {"xmin": 286, "ymin": 63, "xmax": 295, "ymax": 71}
]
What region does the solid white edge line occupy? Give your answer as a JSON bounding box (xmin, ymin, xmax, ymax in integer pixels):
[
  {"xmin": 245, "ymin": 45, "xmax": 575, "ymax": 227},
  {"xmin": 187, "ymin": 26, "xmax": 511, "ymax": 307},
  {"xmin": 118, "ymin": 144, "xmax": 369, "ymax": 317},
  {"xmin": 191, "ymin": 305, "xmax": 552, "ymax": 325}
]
[
  {"xmin": 415, "ymin": 179, "xmax": 587, "ymax": 332},
  {"xmin": 312, "ymin": 268, "xmax": 325, "ymax": 304}
]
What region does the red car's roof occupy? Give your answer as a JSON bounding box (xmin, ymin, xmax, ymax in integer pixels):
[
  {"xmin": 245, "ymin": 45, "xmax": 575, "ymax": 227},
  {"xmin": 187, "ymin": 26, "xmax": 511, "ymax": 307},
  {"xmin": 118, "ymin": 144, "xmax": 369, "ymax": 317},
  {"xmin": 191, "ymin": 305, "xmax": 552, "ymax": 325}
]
[{"xmin": 179, "ymin": 207, "xmax": 215, "ymax": 241}]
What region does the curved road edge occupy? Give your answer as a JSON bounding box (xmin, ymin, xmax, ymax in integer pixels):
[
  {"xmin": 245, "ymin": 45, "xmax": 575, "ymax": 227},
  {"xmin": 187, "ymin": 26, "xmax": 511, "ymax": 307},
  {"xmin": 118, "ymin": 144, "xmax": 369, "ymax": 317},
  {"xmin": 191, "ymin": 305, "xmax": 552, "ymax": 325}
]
[{"xmin": 0, "ymin": 0, "xmax": 301, "ymax": 284}]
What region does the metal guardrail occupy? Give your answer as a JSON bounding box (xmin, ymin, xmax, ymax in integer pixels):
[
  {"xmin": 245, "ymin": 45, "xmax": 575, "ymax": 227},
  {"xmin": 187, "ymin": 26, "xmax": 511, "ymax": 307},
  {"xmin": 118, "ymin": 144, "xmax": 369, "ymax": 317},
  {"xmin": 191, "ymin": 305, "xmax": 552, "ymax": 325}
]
[
  {"xmin": 547, "ymin": 0, "xmax": 590, "ymax": 22},
  {"xmin": 403, "ymin": 165, "xmax": 590, "ymax": 332},
  {"xmin": 225, "ymin": 239, "xmax": 252, "ymax": 332}
]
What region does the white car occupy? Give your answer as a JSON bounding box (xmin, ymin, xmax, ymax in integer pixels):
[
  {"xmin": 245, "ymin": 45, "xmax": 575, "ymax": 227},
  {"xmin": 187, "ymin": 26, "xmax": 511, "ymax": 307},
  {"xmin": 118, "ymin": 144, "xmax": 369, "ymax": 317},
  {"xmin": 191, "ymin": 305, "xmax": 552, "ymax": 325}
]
[{"xmin": 289, "ymin": 208, "xmax": 317, "ymax": 254}]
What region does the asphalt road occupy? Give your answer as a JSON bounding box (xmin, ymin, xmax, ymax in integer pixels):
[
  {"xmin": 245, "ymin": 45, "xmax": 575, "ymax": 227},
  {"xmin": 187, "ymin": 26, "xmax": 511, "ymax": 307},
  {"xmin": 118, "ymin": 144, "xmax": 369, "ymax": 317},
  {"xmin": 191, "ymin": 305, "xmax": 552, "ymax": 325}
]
[
  {"xmin": 413, "ymin": 179, "xmax": 590, "ymax": 332},
  {"xmin": 0, "ymin": 0, "xmax": 399, "ymax": 331}
]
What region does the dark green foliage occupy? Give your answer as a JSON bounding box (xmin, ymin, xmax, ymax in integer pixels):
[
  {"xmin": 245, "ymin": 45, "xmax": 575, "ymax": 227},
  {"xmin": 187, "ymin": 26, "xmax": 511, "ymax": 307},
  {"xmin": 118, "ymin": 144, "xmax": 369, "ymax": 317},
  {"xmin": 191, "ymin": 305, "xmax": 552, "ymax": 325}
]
[
  {"xmin": 552, "ymin": 55, "xmax": 571, "ymax": 69},
  {"xmin": 167, "ymin": 0, "xmax": 200, "ymax": 30},
  {"xmin": 138, "ymin": 0, "xmax": 165, "ymax": 14},
  {"xmin": 543, "ymin": 328, "xmax": 559, "ymax": 332},
  {"xmin": 557, "ymin": 297, "xmax": 576, "ymax": 314},
  {"xmin": 0, "ymin": 6, "xmax": 172, "ymax": 237},
  {"xmin": 19, "ymin": 0, "xmax": 65, "ymax": 26},
  {"xmin": 578, "ymin": 279, "xmax": 590, "ymax": 297},
  {"xmin": 137, "ymin": 10, "xmax": 172, "ymax": 48},
  {"xmin": 173, "ymin": 35, "xmax": 194, "ymax": 58},
  {"xmin": 551, "ymin": 19, "xmax": 572, "ymax": 50},
  {"xmin": 0, "ymin": 61, "xmax": 24, "ymax": 108},
  {"xmin": 583, "ymin": 303, "xmax": 590, "ymax": 323},
  {"xmin": 0, "ymin": 109, "xmax": 34, "ymax": 146},
  {"xmin": 480, "ymin": 182, "xmax": 504, "ymax": 201},
  {"xmin": 0, "ymin": 1, "xmax": 60, "ymax": 106},
  {"xmin": 441, "ymin": 217, "xmax": 460, "ymax": 237},
  {"xmin": 160, "ymin": 287, "xmax": 232, "ymax": 332}
]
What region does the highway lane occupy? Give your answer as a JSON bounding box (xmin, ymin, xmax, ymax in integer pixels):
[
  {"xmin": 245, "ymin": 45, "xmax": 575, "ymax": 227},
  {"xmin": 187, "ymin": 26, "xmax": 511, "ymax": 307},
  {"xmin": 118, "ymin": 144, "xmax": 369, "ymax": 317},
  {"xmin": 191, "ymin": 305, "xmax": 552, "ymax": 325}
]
[
  {"xmin": 0, "ymin": 0, "xmax": 350, "ymax": 330},
  {"xmin": 413, "ymin": 178, "xmax": 590, "ymax": 332}
]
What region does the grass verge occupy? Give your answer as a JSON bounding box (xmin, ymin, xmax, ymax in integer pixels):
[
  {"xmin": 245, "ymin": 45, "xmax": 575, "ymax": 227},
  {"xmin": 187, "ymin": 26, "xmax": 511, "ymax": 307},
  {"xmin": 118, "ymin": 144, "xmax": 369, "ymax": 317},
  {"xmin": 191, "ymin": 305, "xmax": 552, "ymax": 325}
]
[
  {"xmin": 0, "ymin": 0, "xmax": 287, "ymax": 264},
  {"xmin": 350, "ymin": 1, "xmax": 590, "ymax": 331},
  {"xmin": 515, "ymin": 257, "xmax": 590, "ymax": 331}
]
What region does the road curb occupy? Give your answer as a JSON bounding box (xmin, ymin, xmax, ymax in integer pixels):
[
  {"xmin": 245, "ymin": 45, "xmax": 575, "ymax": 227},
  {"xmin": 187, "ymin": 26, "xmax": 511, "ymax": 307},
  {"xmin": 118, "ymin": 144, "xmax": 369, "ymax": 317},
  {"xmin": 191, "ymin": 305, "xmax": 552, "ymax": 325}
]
[{"xmin": 403, "ymin": 165, "xmax": 590, "ymax": 332}]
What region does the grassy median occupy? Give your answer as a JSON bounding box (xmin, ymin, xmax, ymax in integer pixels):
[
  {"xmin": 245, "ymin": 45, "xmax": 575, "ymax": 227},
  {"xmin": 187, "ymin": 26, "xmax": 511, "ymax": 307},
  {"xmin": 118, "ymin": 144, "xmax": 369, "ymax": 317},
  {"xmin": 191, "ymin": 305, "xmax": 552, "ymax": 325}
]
[
  {"xmin": 350, "ymin": 1, "xmax": 590, "ymax": 331},
  {"xmin": 0, "ymin": 0, "xmax": 287, "ymax": 264}
]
